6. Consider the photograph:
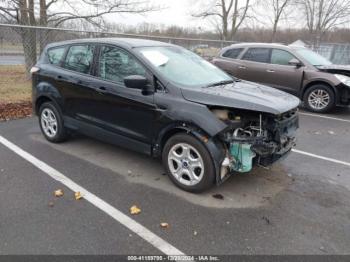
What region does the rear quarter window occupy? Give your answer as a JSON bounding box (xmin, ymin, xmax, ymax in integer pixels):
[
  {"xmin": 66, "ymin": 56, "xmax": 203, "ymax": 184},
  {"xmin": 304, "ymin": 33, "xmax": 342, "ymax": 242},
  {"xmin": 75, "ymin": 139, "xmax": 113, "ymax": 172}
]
[
  {"xmin": 222, "ymin": 48, "xmax": 243, "ymax": 59},
  {"xmin": 47, "ymin": 47, "xmax": 66, "ymax": 65}
]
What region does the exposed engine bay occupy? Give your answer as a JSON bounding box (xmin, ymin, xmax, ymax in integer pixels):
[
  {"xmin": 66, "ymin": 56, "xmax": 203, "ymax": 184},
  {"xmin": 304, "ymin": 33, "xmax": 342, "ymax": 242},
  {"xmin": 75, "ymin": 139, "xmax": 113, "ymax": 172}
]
[{"xmin": 211, "ymin": 107, "xmax": 299, "ymax": 180}]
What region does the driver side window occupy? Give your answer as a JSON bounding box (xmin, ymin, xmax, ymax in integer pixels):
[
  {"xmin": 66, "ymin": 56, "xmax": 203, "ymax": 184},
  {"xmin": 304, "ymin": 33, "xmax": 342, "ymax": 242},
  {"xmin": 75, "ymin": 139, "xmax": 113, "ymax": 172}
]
[
  {"xmin": 98, "ymin": 45, "xmax": 146, "ymax": 84},
  {"xmin": 271, "ymin": 49, "xmax": 296, "ymax": 66}
]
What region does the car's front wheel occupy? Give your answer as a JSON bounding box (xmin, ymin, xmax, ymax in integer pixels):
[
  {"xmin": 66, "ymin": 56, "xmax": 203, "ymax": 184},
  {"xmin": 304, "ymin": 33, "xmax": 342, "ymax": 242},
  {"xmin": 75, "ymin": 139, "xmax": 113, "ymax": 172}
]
[
  {"xmin": 39, "ymin": 102, "xmax": 68, "ymax": 143},
  {"xmin": 162, "ymin": 133, "xmax": 215, "ymax": 193},
  {"xmin": 304, "ymin": 84, "xmax": 335, "ymax": 113}
]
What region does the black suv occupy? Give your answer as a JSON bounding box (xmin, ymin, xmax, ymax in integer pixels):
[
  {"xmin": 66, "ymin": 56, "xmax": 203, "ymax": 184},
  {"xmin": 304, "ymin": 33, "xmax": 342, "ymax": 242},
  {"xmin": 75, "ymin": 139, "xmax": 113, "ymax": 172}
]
[{"xmin": 32, "ymin": 38, "xmax": 300, "ymax": 192}]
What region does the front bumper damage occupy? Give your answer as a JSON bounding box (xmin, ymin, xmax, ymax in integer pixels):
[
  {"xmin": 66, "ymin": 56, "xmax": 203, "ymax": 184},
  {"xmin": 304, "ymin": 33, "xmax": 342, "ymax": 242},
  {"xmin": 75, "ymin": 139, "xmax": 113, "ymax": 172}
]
[
  {"xmin": 336, "ymin": 83, "xmax": 350, "ymax": 106},
  {"xmin": 218, "ymin": 109, "xmax": 299, "ymax": 181}
]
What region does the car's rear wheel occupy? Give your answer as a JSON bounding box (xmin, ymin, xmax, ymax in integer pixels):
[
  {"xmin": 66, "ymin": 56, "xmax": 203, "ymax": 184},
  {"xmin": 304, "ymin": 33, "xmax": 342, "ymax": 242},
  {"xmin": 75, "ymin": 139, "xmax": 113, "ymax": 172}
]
[
  {"xmin": 162, "ymin": 133, "xmax": 215, "ymax": 193},
  {"xmin": 39, "ymin": 102, "xmax": 68, "ymax": 143},
  {"xmin": 304, "ymin": 84, "xmax": 335, "ymax": 113}
]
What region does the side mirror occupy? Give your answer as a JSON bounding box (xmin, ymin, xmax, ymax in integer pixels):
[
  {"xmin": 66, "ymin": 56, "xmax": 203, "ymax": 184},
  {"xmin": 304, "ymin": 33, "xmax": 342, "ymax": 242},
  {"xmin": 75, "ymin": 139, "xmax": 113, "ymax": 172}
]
[
  {"xmin": 124, "ymin": 75, "xmax": 154, "ymax": 95},
  {"xmin": 288, "ymin": 58, "xmax": 302, "ymax": 67}
]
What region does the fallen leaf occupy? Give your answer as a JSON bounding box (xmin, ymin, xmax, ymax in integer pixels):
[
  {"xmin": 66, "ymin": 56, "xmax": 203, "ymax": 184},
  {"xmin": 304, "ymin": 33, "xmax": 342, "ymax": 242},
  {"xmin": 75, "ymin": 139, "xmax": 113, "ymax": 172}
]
[
  {"xmin": 0, "ymin": 102, "xmax": 32, "ymax": 122},
  {"xmin": 160, "ymin": 222, "xmax": 169, "ymax": 228},
  {"xmin": 212, "ymin": 194, "xmax": 224, "ymax": 200},
  {"xmin": 130, "ymin": 205, "xmax": 141, "ymax": 215},
  {"xmin": 54, "ymin": 189, "xmax": 64, "ymax": 197},
  {"xmin": 193, "ymin": 231, "xmax": 198, "ymax": 236},
  {"xmin": 75, "ymin": 192, "xmax": 83, "ymax": 200},
  {"xmin": 48, "ymin": 201, "xmax": 54, "ymax": 207},
  {"xmin": 262, "ymin": 216, "xmax": 271, "ymax": 225}
]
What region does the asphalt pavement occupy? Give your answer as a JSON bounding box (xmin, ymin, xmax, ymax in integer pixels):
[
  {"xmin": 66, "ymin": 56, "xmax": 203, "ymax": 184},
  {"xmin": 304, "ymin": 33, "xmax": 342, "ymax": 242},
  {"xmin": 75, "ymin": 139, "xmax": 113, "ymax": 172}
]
[
  {"xmin": 0, "ymin": 108, "xmax": 350, "ymax": 256},
  {"xmin": 0, "ymin": 55, "xmax": 25, "ymax": 65}
]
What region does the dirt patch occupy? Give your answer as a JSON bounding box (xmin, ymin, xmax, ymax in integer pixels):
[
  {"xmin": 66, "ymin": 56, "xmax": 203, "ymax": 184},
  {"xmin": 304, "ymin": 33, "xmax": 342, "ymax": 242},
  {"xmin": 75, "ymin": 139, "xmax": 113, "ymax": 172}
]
[{"xmin": 0, "ymin": 101, "xmax": 32, "ymax": 121}]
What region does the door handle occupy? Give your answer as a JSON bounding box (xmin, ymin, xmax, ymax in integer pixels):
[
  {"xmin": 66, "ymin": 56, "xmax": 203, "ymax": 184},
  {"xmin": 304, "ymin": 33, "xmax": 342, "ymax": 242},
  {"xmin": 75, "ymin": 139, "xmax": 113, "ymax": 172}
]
[
  {"xmin": 96, "ymin": 86, "xmax": 108, "ymax": 94},
  {"xmin": 238, "ymin": 66, "xmax": 247, "ymax": 69},
  {"xmin": 266, "ymin": 69, "xmax": 275, "ymax": 73},
  {"xmin": 55, "ymin": 75, "xmax": 64, "ymax": 82}
]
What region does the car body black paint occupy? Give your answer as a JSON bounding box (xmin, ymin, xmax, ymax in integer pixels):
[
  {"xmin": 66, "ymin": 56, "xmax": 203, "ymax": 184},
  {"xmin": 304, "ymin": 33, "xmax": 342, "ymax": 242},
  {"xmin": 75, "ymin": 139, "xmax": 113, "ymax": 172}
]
[{"xmin": 33, "ymin": 38, "xmax": 300, "ymax": 184}]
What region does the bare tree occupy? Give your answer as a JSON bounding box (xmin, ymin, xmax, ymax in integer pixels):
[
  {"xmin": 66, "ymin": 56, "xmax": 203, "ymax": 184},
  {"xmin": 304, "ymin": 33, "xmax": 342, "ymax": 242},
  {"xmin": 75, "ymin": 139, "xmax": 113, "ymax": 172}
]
[
  {"xmin": 258, "ymin": 0, "xmax": 293, "ymax": 42},
  {"xmin": 192, "ymin": 0, "xmax": 252, "ymax": 40},
  {"xmin": 298, "ymin": 0, "xmax": 350, "ymax": 46},
  {"xmin": 0, "ymin": 0, "xmax": 159, "ymax": 74}
]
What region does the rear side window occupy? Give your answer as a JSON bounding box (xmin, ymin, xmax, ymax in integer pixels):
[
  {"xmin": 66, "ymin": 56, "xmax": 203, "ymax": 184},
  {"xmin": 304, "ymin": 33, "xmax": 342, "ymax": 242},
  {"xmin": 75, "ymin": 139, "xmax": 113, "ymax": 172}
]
[
  {"xmin": 47, "ymin": 47, "xmax": 66, "ymax": 65},
  {"xmin": 271, "ymin": 49, "xmax": 296, "ymax": 65},
  {"xmin": 242, "ymin": 48, "xmax": 270, "ymax": 63},
  {"xmin": 98, "ymin": 45, "xmax": 146, "ymax": 84},
  {"xmin": 63, "ymin": 45, "xmax": 95, "ymax": 74},
  {"xmin": 222, "ymin": 48, "xmax": 243, "ymax": 59}
]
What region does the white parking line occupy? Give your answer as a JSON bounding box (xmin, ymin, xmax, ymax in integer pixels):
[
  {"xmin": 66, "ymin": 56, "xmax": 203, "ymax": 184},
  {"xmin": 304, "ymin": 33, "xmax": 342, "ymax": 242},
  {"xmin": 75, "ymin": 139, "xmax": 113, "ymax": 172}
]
[
  {"xmin": 299, "ymin": 112, "xmax": 350, "ymax": 123},
  {"xmin": 0, "ymin": 135, "xmax": 185, "ymax": 256},
  {"xmin": 292, "ymin": 149, "xmax": 350, "ymax": 168}
]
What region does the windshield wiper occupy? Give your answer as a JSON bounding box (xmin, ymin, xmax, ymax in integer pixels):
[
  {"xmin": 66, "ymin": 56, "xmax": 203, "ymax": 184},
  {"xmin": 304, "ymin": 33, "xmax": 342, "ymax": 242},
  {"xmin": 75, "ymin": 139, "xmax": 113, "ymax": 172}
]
[{"xmin": 205, "ymin": 80, "xmax": 234, "ymax": 88}]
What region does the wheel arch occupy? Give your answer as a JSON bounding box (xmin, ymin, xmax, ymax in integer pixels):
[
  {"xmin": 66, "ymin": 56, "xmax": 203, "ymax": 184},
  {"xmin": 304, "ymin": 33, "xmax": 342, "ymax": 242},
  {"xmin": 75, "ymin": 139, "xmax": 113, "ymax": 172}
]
[
  {"xmin": 155, "ymin": 123, "xmax": 227, "ymax": 185},
  {"xmin": 301, "ymin": 80, "xmax": 337, "ymax": 100},
  {"xmin": 156, "ymin": 123, "xmax": 210, "ymax": 156},
  {"xmin": 35, "ymin": 95, "xmax": 53, "ymax": 115}
]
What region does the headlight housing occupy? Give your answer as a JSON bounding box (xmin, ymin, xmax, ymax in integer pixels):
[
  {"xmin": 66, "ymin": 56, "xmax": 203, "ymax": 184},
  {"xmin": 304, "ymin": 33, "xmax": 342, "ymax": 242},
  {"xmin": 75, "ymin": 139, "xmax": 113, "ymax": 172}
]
[{"xmin": 334, "ymin": 74, "xmax": 350, "ymax": 86}]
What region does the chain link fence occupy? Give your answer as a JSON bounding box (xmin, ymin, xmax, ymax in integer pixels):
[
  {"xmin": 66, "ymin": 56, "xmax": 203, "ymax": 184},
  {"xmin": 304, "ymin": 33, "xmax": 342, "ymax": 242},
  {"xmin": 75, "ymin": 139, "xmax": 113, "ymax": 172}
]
[
  {"xmin": 309, "ymin": 43, "xmax": 350, "ymax": 65},
  {"xmin": 0, "ymin": 23, "xmax": 349, "ymax": 111},
  {"xmin": 0, "ymin": 24, "xmax": 236, "ymax": 70}
]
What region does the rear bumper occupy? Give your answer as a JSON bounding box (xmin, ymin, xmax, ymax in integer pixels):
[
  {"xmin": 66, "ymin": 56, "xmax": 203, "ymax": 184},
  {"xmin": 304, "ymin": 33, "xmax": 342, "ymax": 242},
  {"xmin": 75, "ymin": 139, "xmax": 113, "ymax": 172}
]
[{"xmin": 336, "ymin": 84, "xmax": 350, "ymax": 106}]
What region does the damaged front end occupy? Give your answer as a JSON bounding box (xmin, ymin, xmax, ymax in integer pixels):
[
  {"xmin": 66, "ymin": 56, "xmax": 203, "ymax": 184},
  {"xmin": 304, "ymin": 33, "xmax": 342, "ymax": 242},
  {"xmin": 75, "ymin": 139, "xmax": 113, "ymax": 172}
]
[{"xmin": 211, "ymin": 108, "xmax": 299, "ymax": 181}]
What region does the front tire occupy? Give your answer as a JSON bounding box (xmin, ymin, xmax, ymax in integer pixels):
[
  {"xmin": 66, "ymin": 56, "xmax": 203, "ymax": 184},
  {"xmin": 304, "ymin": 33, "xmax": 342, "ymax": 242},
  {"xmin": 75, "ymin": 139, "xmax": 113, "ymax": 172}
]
[
  {"xmin": 162, "ymin": 133, "xmax": 215, "ymax": 193},
  {"xmin": 39, "ymin": 102, "xmax": 68, "ymax": 143},
  {"xmin": 303, "ymin": 84, "xmax": 335, "ymax": 113}
]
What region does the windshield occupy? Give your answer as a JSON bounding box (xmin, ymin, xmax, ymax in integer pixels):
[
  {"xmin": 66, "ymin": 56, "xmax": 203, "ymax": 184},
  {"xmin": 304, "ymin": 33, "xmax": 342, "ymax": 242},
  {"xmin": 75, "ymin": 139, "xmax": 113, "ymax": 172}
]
[
  {"xmin": 137, "ymin": 46, "xmax": 232, "ymax": 87},
  {"xmin": 295, "ymin": 48, "xmax": 332, "ymax": 66}
]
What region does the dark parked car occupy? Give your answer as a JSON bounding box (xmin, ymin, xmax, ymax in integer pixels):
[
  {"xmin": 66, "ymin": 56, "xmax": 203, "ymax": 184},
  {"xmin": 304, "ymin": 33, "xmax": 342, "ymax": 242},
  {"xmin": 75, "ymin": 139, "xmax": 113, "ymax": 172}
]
[
  {"xmin": 212, "ymin": 43, "xmax": 350, "ymax": 113},
  {"xmin": 31, "ymin": 38, "xmax": 299, "ymax": 192}
]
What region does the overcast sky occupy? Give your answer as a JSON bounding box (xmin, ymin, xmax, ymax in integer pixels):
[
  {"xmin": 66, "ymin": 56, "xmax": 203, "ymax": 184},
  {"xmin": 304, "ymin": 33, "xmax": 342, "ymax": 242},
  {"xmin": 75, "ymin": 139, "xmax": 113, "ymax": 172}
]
[{"xmin": 106, "ymin": 0, "xmax": 207, "ymax": 29}]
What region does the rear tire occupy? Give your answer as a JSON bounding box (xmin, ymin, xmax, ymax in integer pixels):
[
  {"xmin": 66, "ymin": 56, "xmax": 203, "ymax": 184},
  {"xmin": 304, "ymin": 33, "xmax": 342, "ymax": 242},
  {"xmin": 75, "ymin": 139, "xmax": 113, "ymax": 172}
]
[
  {"xmin": 162, "ymin": 133, "xmax": 215, "ymax": 193},
  {"xmin": 303, "ymin": 84, "xmax": 335, "ymax": 113},
  {"xmin": 39, "ymin": 102, "xmax": 68, "ymax": 143}
]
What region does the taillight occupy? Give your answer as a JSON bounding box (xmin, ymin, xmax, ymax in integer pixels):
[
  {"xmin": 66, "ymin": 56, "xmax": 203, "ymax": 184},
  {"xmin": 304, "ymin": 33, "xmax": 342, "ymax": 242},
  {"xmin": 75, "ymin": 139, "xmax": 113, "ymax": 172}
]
[{"xmin": 30, "ymin": 66, "xmax": 40, "ymax": 74}]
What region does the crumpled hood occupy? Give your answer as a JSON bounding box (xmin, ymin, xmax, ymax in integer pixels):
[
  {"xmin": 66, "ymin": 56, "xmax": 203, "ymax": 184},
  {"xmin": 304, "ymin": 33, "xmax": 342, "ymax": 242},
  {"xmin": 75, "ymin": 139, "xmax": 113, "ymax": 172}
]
[
  {"xmin": 181, "ymin": 80, "xmax": 300, "ymax": 115},
  {"xmin": 317, "ymin": 65, "xmax": 350, "ymax": 77}
]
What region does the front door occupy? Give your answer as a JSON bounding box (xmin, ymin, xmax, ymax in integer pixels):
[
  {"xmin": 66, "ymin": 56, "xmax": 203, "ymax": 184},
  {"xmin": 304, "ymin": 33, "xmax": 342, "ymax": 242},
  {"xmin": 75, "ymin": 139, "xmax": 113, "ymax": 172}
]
[{"xmin": 265, "ymin": 48, "xmax": 304, "ymax": 95}]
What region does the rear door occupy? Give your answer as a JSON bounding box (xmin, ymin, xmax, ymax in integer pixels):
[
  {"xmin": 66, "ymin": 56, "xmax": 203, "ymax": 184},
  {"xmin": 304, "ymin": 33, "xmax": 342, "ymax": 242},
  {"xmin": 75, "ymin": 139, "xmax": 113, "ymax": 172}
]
[
  {"xmin": 266, "ymin": 48, "xmax": 304, "ymax": 94},
  {"xmin": 238, "ymin": 47, "xmax": 272, "ymax": 84},
  {"xmin": 56, "ymin": 44, "xmax": 97, "ymax": 119},
  {"xmin": 85, "ymin": 44, "xmax": 156, "ymax": 144},
  {"xmin": 213, "ymin": 48, "xmax": 244, "ymax": 77}
]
